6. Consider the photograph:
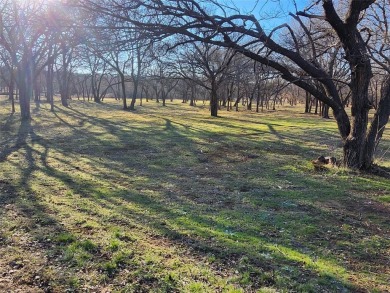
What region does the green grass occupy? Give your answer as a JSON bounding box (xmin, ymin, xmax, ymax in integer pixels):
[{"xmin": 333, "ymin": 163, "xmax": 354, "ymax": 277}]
[{"xmin": 0, "ymin": 97, "xmax": 389, "ymax": 292}]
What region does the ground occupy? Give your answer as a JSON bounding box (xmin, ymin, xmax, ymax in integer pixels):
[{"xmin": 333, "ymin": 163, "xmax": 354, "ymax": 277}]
[{"xmin": 0, "ymin": 97, "xmax": 389, "ymax": 292}]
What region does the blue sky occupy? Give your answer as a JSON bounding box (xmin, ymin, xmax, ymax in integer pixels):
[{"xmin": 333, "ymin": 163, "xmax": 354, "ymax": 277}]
[
  {"xmin": 228, "ymin": 0, "xmax": 311, "ymax": 30},
  {"xmin": 230, "ymin": 0, "xmax": 309, "ymax": 14}
]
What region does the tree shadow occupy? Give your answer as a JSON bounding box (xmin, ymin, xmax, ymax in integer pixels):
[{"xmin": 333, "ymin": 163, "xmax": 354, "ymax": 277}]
[
  {"xmin": 1, "ymin": 113, "xmax": 15, "ymax": 131},
  {"xmin": 366, "ymin": 164, "xmax": 390, "ymax": 179},
  {"xmin": 0, "ymin": 119, "xmax": 32, "ymax": 162},
  {"xmin": 42, "ymin": 110, "xmax": 367, "ymax": 290},
  {"xmin": 0, "ymin": 101, "xmax": 388, "ymax": 292},
  {"xmin": 0, "ymin": 121, "xmax": 92, "ymax": 291}
]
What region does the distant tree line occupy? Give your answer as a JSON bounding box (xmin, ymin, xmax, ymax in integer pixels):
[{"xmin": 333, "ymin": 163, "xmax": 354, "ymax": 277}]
[{"xmin": 0, "ymin": 0, "xmax": 290, "ymax": 118}]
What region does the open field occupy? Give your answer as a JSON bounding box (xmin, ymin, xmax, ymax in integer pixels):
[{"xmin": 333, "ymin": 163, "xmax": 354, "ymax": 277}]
[{"xmin": 0, "ymin": 97, "xmax": 389, "ymax": 292}]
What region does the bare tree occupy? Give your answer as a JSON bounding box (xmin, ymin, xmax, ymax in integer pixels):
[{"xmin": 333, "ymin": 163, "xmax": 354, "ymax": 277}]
[
  {"xmin": 0, "ymin": 1, "xmax": 53, "ymax": 119},
  {"xmin": 0, "ymin": 50, "xmax": 15, "ymax": 113},
  {"xmin": 174, "ymin": 41, "xmax": 236, "ymax": 116},
  {"xmin": 78, "ymin": 0, "xmax": 390, "ymax": 170},
  {"xmin": 128, "ymin": 37, "xmax": 153, "ymax": 110},
  {"xmin": 149, "ymin": 56, "xmax": 179, "ymax": 106}
]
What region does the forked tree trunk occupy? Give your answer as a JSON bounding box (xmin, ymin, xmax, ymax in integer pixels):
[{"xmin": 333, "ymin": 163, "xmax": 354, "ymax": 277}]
[
  {"xmin": 247, "ymin": 97, "xmax": 252, "ymax": 110},
  {"xmin": 129, "ymin": 78, "xmax": 139, "ymax": 110},
  {"xmin": 342, "ymin": 34, "xmax": 373, "ymax": 169}
]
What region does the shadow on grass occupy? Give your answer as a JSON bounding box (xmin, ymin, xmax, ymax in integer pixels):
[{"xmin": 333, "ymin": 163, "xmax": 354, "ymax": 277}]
[
  {"xmin": 0, "ymin": 101, "xmax": 388, "ymax": 292},
  {"xmin": 52, "ymin": 109, "xmax": 360, "ymax": 289},
  {"xmin": 0, "ymin": 119, "xmax": 94, "ymax": 291}
]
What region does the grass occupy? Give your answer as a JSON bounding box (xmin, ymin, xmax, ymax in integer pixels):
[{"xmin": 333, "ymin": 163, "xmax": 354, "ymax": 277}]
[{"xmin": 0, "ymin": 97, "xmax": 389, "ymax": 292}]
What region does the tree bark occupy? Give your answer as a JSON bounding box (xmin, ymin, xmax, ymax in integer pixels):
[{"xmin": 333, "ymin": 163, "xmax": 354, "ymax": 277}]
[
  {"xmin": 190, "ymin": 84, "xmax": 195, "ymax": 106},
  {"xmin": 210, "ymin": 81, "xmax": 218, "ymax": 117},
  {"xmin": 17, "ymin": 56, "xmax": 33, "ymax": 120},
  {"xmin": 342, "ymin": 62, "xmax": 372, "ymax": 168},
  {"xmin": 129, "ymin": 78, "xmax": 139, "ymax": 110},
  {"xmin": 120, "ymin": 73, "xmax": 127, "ymax": 109},
  {"xmin": 361, "ymin": 77, "xmax": 390, "ymax": 169},
  {"xmin": 9, "ymin": 73, "xmax": 15, "ymax": 113},
  {"xmin": 305, "ymin": 91, "xmax": 310, "ymax": 113}
]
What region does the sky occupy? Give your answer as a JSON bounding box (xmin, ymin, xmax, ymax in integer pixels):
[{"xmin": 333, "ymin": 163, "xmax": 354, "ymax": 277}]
[
  {"xmin": 228, "ymin": 0, "xmax": 312, "ymax": 30},
  {"xmin": 230, "ymin": 0, "xmax": 310, "ymax": 14}
]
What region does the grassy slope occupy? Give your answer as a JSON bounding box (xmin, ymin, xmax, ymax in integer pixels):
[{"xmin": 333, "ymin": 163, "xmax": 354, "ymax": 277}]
[{"xmin": 0, "ymin": 97, "xmax": 389, "ymax": 292}]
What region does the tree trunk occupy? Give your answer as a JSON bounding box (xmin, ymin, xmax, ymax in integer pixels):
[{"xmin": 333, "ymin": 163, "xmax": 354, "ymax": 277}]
[
  {"xmin": 58, "ymin": 44, "xmax": 72, "ymax": 107},
  {"xmin": 233, "ymin": 96, "xmax": 241, "ymax": 112},
  {"xmin": 46, "ymin": 63, "xmax": 54, "ymax": 111},
  {"xmin": 314, "ymin": 99, "xmax": 319, "ymax": 114},
  {"xmin": 343, "ymin": 55, "xmax": 372, "ymax": 169},
  {"xmin": 190, "ymin": 85, "xmax": 195, "ymax": 106},
  {"xmin": 9, "ymin": 73, "xmax": 15, "ymax": 113},
  {"xmin": 18, "ymin": 76, "xmax": 32, "ymax": 120},
  {"xmin": 210, "ymin": 82, "xmax": 218, "ymax": 117},
  {"xmin": 92, "ymin": 77, "xmax": 99, "ymax": 103},
  {"xmin": 17, "ymin": 57, "xmax": 33, "ymax": 120},
  {"xmin": 34, "ymin": 77, "xmax": 40, "ymax": 103},
  {"xmin": 234, "ymin": 86, "xmax": 241, "ymax": 111},
  {"xmin": 129, "ymin": 78, "xmax": 139, "ymax": 110},
  {"xmin": 92, "ymin": 74, "xmax": 103, "ymax": 103},
  {"xmin": 322, "ymin": 104, "xmax": 330, "ymax": 119},
  {"xmin": 361, "ymin": 77, "xmax": 390, "ymax": 169},
  {"xmin": 162, "ymin": 90, "xmax": 166, "ymax": 106},
  {"xmin": 60, "ymin": 72, "xmax": 69, "ymax": 107},
  {"xmin": 305, "ymin": 91, "xmax": 310, "ymax": 113},
  {"xmin": 247, "ymin": 98, "xmax": 252, "ymax": 110},
  {"xmin": 220, "ymin": 97, "xmax": 226, "ymax": 107}
]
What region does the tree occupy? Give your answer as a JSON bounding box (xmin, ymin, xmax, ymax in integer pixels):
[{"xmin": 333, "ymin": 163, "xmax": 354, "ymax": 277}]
[
  {"xmin": 0, "ymin": 0, "xmax": 60, "ymax": 120},
  {"xmin": 128, "ymin": 36, "xmax": 153, "ymax": 110},
  {"xmin": 149, "ymin": 57, "xmax": 179, "ymax": 107},
  {"xmin": 0, "ymin": 51, "xmax": 15, "ymax": 113},
  {"xmin": 56, "ymin": 40, "xmax": 74, "ymax": 107},
  {"xmin": 174, "ymin": 41, "xmax": 236, "ymax": 116},
  {"xmin": 362, "ymin": 0, "xmax": 390, "ymax": 169},
  {"xmin": 79, "ymin": 0, "xmax": 390, "ymax": 170},
  {"xmin": 81, "ymin": 49, "xmax": 109, "ymax": 103}
]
